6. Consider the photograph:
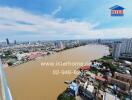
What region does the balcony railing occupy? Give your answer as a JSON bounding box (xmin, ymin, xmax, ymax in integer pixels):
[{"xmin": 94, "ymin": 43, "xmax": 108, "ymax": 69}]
[{"xmin": 0, "ymin": 58, "xmax": 13, "ymax": 100}]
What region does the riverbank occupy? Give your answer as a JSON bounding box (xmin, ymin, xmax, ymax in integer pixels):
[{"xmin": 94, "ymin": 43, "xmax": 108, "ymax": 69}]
[
  {"xmin": 4, "ymin": 45, "xmax": 109, "ymax": 100},
  {"xmin": 59, "ymin": 51, "xmax": 132, "ymax": 100}
]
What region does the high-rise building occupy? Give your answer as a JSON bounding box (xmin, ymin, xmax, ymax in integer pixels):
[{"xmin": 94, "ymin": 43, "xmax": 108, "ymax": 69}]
[
  {"xmin": 112, "ymin": 42, "xmax": 122, "ymax": 59},
  {"xmin": 14, "ymin": 40, "xmax": 17, "ymax": 45},
  {"xmin": 54, "ymin": 41, "xmax": 65, "ymax": 50},
  {"xmin": 112, "ymin": 38, "xmax": 132, "ymax": 59},
  {"xmin": 6, "ymin": 38, "xmax": 10, "ymax": 45},
  {"xmin": 123, "ymin": 39, "xmax": 132, "ymax": 54},
  {"xmin": 76, "ymin": 40, "xmax": 80, "ymax": 46},
  {"xmin": 97, "ymin": 39, "xmax": 101, "ymax": 44},
  {"xmin": 60, "ymin": 41, "xmax": 64, "ymax": 49}
]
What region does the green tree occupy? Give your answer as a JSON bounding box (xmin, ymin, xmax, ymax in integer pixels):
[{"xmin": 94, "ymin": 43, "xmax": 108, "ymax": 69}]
[
  {"xmin": 102, "ymin": 62, "xmax": 118, "ymax": 72},
  {"xmin": 57, "ymin": 93, "xmax": 75, "ymax": 100}
]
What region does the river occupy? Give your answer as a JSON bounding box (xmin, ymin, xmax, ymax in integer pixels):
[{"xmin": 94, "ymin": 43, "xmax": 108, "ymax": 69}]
[{"xmin": 4, "ymin": 44, "xmax": 109, "ymax": 100}]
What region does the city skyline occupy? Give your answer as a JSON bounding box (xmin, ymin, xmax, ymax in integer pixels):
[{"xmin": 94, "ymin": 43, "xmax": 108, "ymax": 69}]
[{"xmin": 0, "ymin": 0, "xmax": 132, "ymax": 41}]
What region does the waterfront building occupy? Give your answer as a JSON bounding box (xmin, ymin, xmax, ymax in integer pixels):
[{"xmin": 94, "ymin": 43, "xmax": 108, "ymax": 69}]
[
  {"xmin": 60, "ymin": 41, "xmax": 65, "ymax": 49},
  {"xmin": 76, "ymin": 40, "xmax": 80, "ymax": 46},
  {"xmin": 54, "ymin": 41, "xmax": 65, "ymax": 50},
  {"xmin": 112, "ymin": 42, "xmax": 122, "ymax": 59},
  {"xmin": 122, "ymin": 39, "xmax": 132, "ymax": 54},
  {"xmin": 112, "ymin": 38, "xmax": 132, "ymax": 59}
]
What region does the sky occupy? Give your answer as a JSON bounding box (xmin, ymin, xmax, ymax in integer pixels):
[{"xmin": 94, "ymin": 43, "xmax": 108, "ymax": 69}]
[{"xmin": 0, "ymin": 0, "xmax": 132, "ymax": 41}]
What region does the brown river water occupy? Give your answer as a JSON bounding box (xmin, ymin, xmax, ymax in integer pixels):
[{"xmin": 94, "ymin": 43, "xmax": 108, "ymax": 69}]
[{"xmin": 4, "ymin": 45, "xmax": 109, "ymax": 100}]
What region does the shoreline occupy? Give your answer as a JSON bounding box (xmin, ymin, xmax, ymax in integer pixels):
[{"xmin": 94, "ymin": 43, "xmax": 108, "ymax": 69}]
[
  {"xmin": 6, "ymin": 44, "xmax": 106, "ymax": 68},
  {"xmin": 4, "ymin": 45, "xmax": 109, "ymax": 100}
]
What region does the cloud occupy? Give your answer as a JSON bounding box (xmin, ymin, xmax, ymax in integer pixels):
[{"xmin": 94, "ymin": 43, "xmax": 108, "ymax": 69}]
[
  {"xmin": 0, "ymin": 6, "xmax": 132, "ymax": 40},
  {"xmin": 99, "ymin": 28, "xmax": 132, "ymax": 39},
  {"xmin": 0, "ymin": 7, "xmax": 95, "ymax": 35},
  {"xmin": 51, "ymin": 6, "xmax": 62, "ymax": 16}
]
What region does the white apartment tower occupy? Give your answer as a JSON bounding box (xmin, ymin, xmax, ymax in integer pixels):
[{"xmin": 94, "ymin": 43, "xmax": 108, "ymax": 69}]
[
  {"xmin": 112, "ymin": 42, "xmax": 122, "ymax": 59},
  {"xmin": 112, "ymin": 38, "xmax": 132, "ymax": 59}
]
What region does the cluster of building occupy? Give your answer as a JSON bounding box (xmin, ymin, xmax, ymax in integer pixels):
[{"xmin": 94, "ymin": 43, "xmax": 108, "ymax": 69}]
[
  {"xmin": 112, "ymin": 38, "xmax": 132, "ymax": 60},
  {"xmin": 60, "ymin": 38, "xmax": 132, "ymax": 100},
  {"xmin": 61, "ymin": 58, "xmax": 132, "ymax": 100},
  {"xmin": 16, "ymin": 52, "xmax": 47, "ymax": 61},
  {"xmin": 0, "ymin": 39, "xmax": 89, "ymax": 67}
]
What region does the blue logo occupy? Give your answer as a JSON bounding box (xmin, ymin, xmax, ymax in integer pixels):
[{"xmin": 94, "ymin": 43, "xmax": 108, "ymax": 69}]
[{"xmin": 110, "ymin": 5, "xmax": 124, "ymax": 16}]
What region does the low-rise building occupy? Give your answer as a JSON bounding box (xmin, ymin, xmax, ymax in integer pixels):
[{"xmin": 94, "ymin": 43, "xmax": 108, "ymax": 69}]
[
  {"xmin": 108, "ymin": 72, "xmax": 132, "ymax": 91},
  {"xmin": 114, "ymin": 72, "xmax": 132, "ymax": 87}
]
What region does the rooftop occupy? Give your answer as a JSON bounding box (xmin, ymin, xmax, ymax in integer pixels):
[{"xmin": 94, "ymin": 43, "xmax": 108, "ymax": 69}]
[{"xmin": 110, "ymin": 5, "xmax": 125, "ymax": 10}]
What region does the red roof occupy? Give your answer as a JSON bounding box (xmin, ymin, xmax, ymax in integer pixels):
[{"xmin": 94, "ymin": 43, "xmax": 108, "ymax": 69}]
[
  {"xmin": 95, "ymin": 76, "xmax": 106, "ymax": 82},
  {"xmin": 80, "ymin": 65, "xmax": 90, "ymax": 71}
]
